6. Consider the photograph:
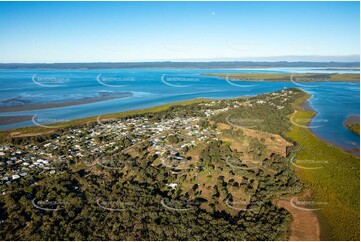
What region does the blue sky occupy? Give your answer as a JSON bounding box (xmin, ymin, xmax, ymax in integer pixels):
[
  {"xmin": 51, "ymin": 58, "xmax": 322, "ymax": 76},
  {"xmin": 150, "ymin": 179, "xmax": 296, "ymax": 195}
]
[{"xmin": 0, "ymin": 1, "xmax": 359, "ymax": 63}]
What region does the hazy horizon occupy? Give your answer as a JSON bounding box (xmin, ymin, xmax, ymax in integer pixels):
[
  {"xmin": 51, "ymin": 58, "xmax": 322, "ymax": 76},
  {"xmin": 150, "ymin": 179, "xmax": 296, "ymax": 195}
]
[{"xmin": 0, "ymin": 55, "xmax": 360, "ymax": 64}]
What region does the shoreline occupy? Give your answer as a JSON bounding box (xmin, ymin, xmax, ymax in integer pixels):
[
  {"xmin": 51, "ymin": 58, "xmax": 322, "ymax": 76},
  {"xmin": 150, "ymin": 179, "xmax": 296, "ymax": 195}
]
[
  {"xmin": 274, "ymin": 93, "xmax": 321, "ymax": 241},
  {"xmin": 1, "ymin": 91, "xmax": 359, "ymax": 158},
  {"xmin": 299, "ymin": 99, "xmax": 315, "ymax": 112},
  {"xmin": 286, "ymin": 93, "xmax": 360, "ymax": 240},
  {"xmin": 300, "ymin": 96, "xmax": 359, "ymax": 157},
  {"xmin": 0, "ymin": 98, "xmax": 208, "ymax": 139}
]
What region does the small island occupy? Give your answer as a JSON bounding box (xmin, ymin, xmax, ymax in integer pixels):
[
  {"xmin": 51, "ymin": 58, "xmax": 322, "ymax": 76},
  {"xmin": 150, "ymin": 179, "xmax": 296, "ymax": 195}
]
[{"xmin": 344, "ymin": 115, "xmax": 360, "ymax": 135}]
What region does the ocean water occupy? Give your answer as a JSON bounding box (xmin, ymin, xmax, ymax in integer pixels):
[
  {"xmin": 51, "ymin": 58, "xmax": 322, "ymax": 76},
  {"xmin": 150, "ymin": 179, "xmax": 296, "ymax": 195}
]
[{"xmin": 0, "ymin": 68, "xmax": 359, "ymax": 154}]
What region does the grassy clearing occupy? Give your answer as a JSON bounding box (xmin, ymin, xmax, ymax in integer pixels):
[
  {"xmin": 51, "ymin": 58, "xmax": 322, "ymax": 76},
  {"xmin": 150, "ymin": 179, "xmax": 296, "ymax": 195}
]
[{"xmin": 287, "ymin": 94, "xmax": 360, "ymax": 240}]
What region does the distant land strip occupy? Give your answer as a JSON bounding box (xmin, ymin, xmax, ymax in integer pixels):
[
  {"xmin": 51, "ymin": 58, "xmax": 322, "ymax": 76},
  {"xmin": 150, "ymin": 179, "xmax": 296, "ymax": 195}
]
[
  {"xmin": 204, "ymin": 73, "xmax": 360, "ymax": 82},
  {"xmin": 0, "ymin": 61, "xmax": 359, "ymax": 69}
]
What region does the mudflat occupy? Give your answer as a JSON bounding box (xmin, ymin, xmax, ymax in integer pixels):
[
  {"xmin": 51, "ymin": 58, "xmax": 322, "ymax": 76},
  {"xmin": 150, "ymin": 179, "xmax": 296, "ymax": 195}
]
[
  {"xmin": 273, "ymin": 197, "xmax": 320, "ymax": 241},
  {"xmin": 0, "ymin": 92, "xmax": 133, "ymax": 112},
  {"xmin": 0, "ymin": 115, "xmax": 33, "ymax": 125}
]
